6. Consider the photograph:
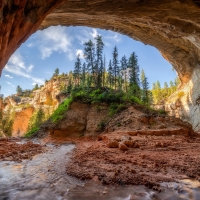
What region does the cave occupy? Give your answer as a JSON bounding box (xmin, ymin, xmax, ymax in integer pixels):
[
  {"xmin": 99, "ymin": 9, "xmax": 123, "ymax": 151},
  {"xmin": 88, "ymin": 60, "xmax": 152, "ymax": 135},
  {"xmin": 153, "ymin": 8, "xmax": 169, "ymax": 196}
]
[{"xmin": 1, "ymin": 0, "xmax": 200, "ymax": 130}]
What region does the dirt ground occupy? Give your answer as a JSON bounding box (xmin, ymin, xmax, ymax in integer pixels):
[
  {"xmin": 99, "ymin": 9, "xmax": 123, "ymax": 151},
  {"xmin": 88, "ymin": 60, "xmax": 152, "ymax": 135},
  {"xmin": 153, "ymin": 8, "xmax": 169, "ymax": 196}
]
[
  {"xmin": 44, "ymin": 132, "xmax": 200, "ymax": 189},
  {"xmin": 0, "ymin": 138, "xmax": 43, "ymax": 162},
  {"xmin": 1, "ymin": 130, "xmax": 200, "ymax": 190}
]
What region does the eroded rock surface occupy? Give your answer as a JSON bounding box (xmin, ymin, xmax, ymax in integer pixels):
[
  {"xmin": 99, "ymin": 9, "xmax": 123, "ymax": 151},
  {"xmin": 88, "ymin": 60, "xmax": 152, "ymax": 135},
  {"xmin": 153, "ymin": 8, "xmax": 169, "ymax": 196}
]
[
  {"xmin": 1, "ymin": 1, "xmax": 200, "ymax": 130},
  {"xmin": 40, "ymin": 101, "xmax": 195, "ymax": 138}
]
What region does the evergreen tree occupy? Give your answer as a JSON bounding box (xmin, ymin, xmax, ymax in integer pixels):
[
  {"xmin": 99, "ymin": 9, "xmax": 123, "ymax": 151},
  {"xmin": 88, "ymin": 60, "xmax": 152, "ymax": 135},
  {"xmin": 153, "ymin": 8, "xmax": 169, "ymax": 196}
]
[
  {"xmin": 34, "ymin": 84, "xmax": 39, "ymax": 90},
  {"xmin": 102, "ymin": 55, "xmax": 106, "ymax": 87},
  {"xmin": 108, "ymin": 60, "xmax": 113, "ymax": 88},
  {"xmin": 128, "ymin": 52, "xmax": 140, "ymax": 97},
  {"xmin": 84, "ymin": 40, "xmax": 95, "ymax": 86},
  {"xmin": 81, "ymin": 62, "xmax": 86, "ymax": 87},
  {"xmin": 112, "ymin": 46, "xmax": 119, "ymax": 89},
  {"xmin": 16, "ymin": 85, "xmax": 22, "ymax": 94},
  {"xmin": 73, "ymin": 54, "xmax": 82, "ymax": 86},
  {"xmin": 53, "ymin": 68, "xmax": 59, "ymax": 77},
  {"xmin": 67, "ymin": 77, "xmax": 73, "ymax": 93},
  {"xmin": 140, "ymin": 69, "xmax": 149, "ymax": 104},
  {"xmin": 120, "ymin": 55, "xmax": 128, "ymax": 92},
  {"xmin": 95, "ymin": 35, "xmax": 104, "ymax": 87}
]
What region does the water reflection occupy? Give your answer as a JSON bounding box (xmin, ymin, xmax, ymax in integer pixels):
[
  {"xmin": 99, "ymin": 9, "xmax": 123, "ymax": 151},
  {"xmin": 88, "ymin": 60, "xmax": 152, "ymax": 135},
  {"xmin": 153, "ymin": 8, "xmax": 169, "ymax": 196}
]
[{"xmin": 0, "ymin": 144, "xmax": 199, "ymax": 200}]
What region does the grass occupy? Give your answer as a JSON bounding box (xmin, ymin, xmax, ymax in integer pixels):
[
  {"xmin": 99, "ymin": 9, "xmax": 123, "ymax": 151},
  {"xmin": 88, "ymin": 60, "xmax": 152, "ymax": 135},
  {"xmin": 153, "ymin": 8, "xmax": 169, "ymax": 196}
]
[
  {"xmin": 24, "ymin": 127, "xmax": 39, "ymax": 138},
  {"xmin": 50, "ymin": 97, "xmax": 73, "ymax": 123},
  {"xmin": 108, "ymin": 103, "xmax": 127, "ymax": 117}
]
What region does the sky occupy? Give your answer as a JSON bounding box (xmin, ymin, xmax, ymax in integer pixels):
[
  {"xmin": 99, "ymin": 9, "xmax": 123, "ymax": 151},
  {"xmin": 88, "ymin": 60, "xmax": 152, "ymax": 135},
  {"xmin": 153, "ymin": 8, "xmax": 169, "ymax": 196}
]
[{"xmin": 0, "ymin": 26, "xmax": 177, "ymax": 97}]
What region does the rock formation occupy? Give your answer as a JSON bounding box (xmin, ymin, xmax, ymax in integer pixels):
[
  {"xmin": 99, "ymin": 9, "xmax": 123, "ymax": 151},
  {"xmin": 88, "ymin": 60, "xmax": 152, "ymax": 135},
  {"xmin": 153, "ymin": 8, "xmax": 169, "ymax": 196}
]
[
  {"xmin": 40, "ymin": 101, "xmax": 194, "ymax": 138},
  {"xmin": 2, "ymin": 76, "xmax": 68, "ymax": 136},
  {"xmin": 1, "ymin": 0, "xmax": 200, "ymax": 130}
]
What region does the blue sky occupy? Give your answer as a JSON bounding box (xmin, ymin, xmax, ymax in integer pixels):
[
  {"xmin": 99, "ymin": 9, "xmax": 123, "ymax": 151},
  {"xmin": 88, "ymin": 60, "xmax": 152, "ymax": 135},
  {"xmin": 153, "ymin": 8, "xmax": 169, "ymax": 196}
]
[{"xmin": 0, "ymin": 26, "xmax": 176, "ymax": 97}]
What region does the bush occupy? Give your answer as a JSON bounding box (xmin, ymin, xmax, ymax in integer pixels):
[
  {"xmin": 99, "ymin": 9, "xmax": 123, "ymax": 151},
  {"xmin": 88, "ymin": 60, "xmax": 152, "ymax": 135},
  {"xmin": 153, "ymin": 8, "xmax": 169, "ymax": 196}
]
[
  {"xmin": 24, "ymin": 127, "xmax": 39, "ymax": 138},
  {"xmin": 109, "ymin": 103, "xmax": 126, "ymax": 117},
  {"xmin": 51, "ymin": 97, "xmax": 73, "ymax": 123},
  {"xmin": 130, "ymin": 96, "xmax": 143, "ymax": 105},
  {"xmin": 157, "ymin": 109, "xmax": 168, "ymax": 115},
  {"xmin": 97, "ymin": 120, "xmax": 106, "ymax": 131}
]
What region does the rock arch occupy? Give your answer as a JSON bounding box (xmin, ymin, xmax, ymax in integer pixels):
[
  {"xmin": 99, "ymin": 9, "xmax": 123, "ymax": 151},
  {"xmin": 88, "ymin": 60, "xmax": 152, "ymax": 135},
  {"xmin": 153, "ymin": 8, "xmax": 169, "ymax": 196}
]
[{"xmin": 1, "ymin": 0, "xmax": 200, "ymax": 130}]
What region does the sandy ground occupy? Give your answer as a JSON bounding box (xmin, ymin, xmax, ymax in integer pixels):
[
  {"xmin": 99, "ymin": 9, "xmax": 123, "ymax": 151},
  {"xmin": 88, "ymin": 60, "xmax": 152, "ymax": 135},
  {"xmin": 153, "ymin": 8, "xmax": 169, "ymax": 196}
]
[
  {"xmin": 43, "ymin": 133, "xmax": 200, "ymax": 189},
  {"xmin": 0, "ymin": 138, "xmax": 43, "ymax": 162},
  {"xmin": 1, "ymin": 131, "xmax": 200, "ymax": 190}
]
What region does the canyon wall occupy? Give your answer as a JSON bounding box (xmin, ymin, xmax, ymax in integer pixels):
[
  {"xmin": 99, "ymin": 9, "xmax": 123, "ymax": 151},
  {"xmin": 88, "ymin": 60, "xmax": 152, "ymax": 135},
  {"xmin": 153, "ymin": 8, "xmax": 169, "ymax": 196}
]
[
  {"xmin": 164, "ymin": 66, "xmax": 200, "ymax": 131},
  {"xmin": 1, "ymin": 1, "xmax": 200, "ymax": 131},
  {"xmin": 2, "ymin": 77, "xmax": 68, "ymax": 136}
]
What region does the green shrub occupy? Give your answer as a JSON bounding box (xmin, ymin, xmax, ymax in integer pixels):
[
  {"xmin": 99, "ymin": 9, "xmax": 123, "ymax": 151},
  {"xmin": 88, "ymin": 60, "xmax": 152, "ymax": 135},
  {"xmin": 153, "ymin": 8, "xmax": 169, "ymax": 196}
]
[
  {"xmin": 51, "ymin": 97, "xmax": 73, "ymax": 123},
  {"xmin": 97, "ymin": 120, "xmax": 106, "ymax": 131},
  {"xmin": 157, "ymin": 109, "xmax": 168, "ymax": 115},
  {"xmin": 130, "ymin": 96, "xmax": 143, "ymax": 105},
  {"xmin": 109, "ymin": 103, "xmax": 126, "ymax": 117},
  {"xmin": 25, "ymin": 127, "xmax": 39, "ymax": 138}
]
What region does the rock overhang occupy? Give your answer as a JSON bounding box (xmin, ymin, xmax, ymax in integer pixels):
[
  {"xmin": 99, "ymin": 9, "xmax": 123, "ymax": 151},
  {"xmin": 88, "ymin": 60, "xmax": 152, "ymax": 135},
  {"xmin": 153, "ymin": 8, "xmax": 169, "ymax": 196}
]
[{"xmin": 0, "ymin": 0, "xmax": 200, "ymax": 85}]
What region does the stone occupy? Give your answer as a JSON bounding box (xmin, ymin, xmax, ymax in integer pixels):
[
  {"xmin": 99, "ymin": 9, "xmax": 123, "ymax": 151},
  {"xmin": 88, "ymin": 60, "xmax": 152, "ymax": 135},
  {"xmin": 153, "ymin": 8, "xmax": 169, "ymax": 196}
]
[
  {"xmin": 119, "ymin": 143, "xmax": 128, "ymax": 151},
  {"xmin": 122, "ymin": 140, "xmax": 134, "ymax": 148},
  {"xmin": 108, "ymin": 140, "xmax": 119, "ymax": 148}
]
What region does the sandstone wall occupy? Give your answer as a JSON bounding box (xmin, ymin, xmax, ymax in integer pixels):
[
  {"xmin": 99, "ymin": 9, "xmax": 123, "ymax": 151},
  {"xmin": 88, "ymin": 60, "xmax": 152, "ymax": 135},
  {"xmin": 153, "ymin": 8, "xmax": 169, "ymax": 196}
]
[
  {"xmin": 162, "ymin": 66, "xmax": 200, "ymax": 131},
  {"xmin": 12, "ymin": 107, "xmax": 34, "ymax": 137},
  {"xmin": 2, "ymin": 77, "xmax": 68, "ymax": 136},
  {"xmin": 50, "ymin": 102, "xmax": 110, "ymax": 137}
]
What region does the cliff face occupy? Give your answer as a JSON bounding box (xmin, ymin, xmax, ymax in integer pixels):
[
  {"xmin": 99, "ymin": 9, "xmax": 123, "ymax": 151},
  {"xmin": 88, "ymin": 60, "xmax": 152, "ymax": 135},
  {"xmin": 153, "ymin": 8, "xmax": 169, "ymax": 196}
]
[
  {"xmin": 39, "ymin": 102, "xmax": 194, "ymax": 138},
  {"xmin": 162, "ymin": 67, "xmax": 200, "ymax": 132},
  {"xmin": 2, "ymin": 77, "xmax": 68, "ymax": 136},
  {"xmin": 12, "ymin": 107, "xmax": 34, "ymax": 137},
  {"xmin": 47, "ymin": 102, "xmax": 110, "ymax": 137}
]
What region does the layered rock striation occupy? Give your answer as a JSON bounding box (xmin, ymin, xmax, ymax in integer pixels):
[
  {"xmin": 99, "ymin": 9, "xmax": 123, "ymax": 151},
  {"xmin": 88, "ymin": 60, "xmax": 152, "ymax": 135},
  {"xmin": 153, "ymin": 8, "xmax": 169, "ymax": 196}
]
[
  {"xmin": 2, "ymin": 77, "xmax": 69, "ymax": 136},
  {"xmin": 1, "ymin": 1, "xmax": 200, "ymax": 129}
]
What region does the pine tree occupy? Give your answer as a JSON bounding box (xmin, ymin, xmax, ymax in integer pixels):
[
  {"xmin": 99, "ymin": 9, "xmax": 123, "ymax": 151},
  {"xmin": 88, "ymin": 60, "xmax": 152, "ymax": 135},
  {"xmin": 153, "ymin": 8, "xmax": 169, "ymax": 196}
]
[
  {"xmin": 102, "ymin": 55, "xmax": 106, "ymax": 87},
  {"xmin": 128, "ymin": 52, "xmax": 140, "ymax": 97},
  {"xmin": 67, "ymin": 77, "xmax": 73, "ymax": 93},
  {"xmin": 84, "ymin": 40, "xmax": 95, "ymax": 86},
  {"xmin": 81, "ymin": 62, "xmax": 86, "ymax": 87},
  {"xmin": 120, "ymin": 55, "xmax": 128, "ymax": 92},
  {"xmin": 73, "ymin": 54, "xmax": 82, "ymax": 86},
  {"xmin": 140, "ymin": 69, "xmax": 149, "ymax": 104},
  {"xmin": 16, "ymin": 85, "xmax": 22, "ymax": 94},
  {"xmin": 53, "ymin": 68, "xmax": 59, "ymax": 77},
  {"xmin": 108, "ymin": 60, "xmax": 113, "ymax": 88},
  {"xmin": 95, "ymin": 35, "xmax": 104, "ymax": 87},
  {"xmin": 112, "ymin": 46, "xmax": 119, "ymax": 90},
  {"xmin": 34, "ymin": 84, "xmax": 39, "ymax": 90}
]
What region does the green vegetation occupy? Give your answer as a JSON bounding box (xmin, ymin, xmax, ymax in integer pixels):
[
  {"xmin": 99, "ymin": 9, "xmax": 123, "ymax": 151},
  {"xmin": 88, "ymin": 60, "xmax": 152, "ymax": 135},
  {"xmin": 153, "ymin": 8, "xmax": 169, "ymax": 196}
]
[
  {"xmin": 25, "ymin": 127, "xmax": 39, "ymax": 138},
  {"xmin": 1, "ymin": 107, "xmax": 15, "ymax": 136},
  {"xmin": 50, "ymin": 97, "xmax": 73, "ymax": 123},
  {"xmin": 25, "ymin": 108, "xmax": 45, "ymax": 137},
  {"xmin": 152, "ymin": 78, "xmax": 180, "ymax": 104},
  {"xmin": 97, "ymin": 120, "xmax": 106, "ymax": 131}
]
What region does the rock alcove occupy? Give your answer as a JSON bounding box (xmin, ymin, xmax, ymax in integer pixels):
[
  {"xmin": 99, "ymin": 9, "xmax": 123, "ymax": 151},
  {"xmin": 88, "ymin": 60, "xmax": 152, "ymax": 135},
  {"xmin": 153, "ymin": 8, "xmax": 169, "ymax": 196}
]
[{"xmin": 1, "ymin": 0, "xmax": 200, "ymax": 130}]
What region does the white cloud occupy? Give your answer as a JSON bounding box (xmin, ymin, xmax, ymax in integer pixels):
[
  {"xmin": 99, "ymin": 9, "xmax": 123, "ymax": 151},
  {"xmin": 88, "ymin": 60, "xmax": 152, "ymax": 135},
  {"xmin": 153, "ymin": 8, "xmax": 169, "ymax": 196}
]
[
  {"xmin": 7, "ymin": 82, "xmax": 15, "ymax": 87},
  {"xmin": 5, "ymin": 74, "xmax": 13, "ymax": 79},
  {"xmin": 5, "ymin": 52, "xmax": 44, "ymax": 85},
  {"xmin": 104, "ymin": 32, "xmax": 122, "ymax": 46},
  {"xmin": 31, "ymin": 26, "xmax": 72, "ymax": 60},
  {"xmin": 76, "ymin": 49, "xmax": 84, "ymax": 59},
  {"xmin": 27, "ymin": 65, "xmax": 34, "ymax": 73},
  {"xmin": 27, "ymin": 43, "xmax": 33, "ymax": 47},
  {"xmin": 90, "ymin": 28, "xmax": 98, "ymax": 38}
]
